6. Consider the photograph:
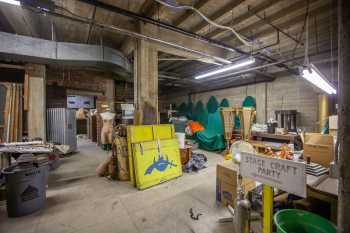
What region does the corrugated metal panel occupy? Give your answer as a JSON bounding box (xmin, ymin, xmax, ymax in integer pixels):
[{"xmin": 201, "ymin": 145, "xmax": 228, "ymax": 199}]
[{"xmin": 47, "ymin": 108, "xmax": 77, "ymax": 153}]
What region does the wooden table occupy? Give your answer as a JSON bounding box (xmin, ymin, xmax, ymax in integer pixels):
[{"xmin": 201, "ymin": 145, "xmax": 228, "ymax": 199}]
[
  {"xmin": 252, "ymin": 131, "xmax": 297, "ymax": 144},
  {"xmin": 249, "ymin": 140, "xmax": 284, "ymax": 152},
  {"xmin": 307, "ymin": 174, "xmax": 338, "ymax": 223}
]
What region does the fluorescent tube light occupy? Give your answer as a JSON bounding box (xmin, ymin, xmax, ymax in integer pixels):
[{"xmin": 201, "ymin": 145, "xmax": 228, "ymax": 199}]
[
  {"xmin": 302, "ymin": 64, "xmax": 337, "ymax": 95},
  {"xmin": 195, "ymin": 57, "xmax": 255, "ymax": 80},
  {"xmin": 0, "ymin": 0, "xmax": 20, "ymax": 6}
]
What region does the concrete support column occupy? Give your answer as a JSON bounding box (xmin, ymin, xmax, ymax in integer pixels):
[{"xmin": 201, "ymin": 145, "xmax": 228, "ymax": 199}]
[
  {"xmin": 105, "ymin": 78, "xmax": 115, "ymax": 112},
  {"xmin": 255, "ymin": 82, "xmax": 268, "ymax": 123},
  {"xmin": 337, "ymin": 0, "xmax": 350, "ymax": 232},
  {"xmin": 25, "ymin": 64, "xmax": 46, "ymax": 141},
  {"xmin": 134, "ymin": 38, "xmax": 158, "ymax": 125}
]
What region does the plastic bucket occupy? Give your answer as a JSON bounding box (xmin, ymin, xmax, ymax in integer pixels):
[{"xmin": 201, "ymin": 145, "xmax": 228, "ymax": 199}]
[
  {"xmin": 2, "ymin": 164, "xmax": 48, "ymax": 217},
  {"xmin": 175, "ymin": 132, "xmax": 185, "ymax": 149},
  {"xmin": 274, "ymin": 209, "xmax": 336, "ymax": 233}
]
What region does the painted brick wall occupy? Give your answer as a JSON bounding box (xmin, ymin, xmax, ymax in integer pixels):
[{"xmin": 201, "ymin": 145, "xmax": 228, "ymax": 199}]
[
  {"xmin": 46, "ymin": 68, "xmax": 115, "ymax": 108},
  {"xmin": 161, "ymin": 76, "xmax": 319, "ymax": 132}
]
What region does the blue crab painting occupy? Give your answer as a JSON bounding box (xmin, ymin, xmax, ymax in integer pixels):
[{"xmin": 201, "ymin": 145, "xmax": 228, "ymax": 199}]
[{"xmin": 144, "ymin": 154, "xmax": 177, "ymax": 175}]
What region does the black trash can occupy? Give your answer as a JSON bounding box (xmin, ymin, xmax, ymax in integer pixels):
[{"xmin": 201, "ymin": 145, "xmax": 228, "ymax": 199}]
[{"xmin": 2, "ymin": 160, "xmax": 48, "ymax": 217}]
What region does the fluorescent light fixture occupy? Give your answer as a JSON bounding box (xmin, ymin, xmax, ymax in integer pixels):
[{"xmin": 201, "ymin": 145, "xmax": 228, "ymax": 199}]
[
  {"xmin": 195, "ymin": 57, "xmax": 255, "ymax": 80},
  {"xmin": 301, "ymin": 64, "xmax": 337, "ymax": 95},
  {"xmin": 0, "ymin": 0, "xmax": 20, "ymax": 6}
]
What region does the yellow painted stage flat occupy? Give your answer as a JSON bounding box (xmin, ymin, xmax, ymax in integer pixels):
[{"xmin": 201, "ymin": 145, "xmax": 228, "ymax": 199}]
[
  {"xmin": 133, "ymin": 138, "xmax": 182, "ymax": 190},
  {"xmin": 127, "ymin": 124, "xmax": 175, "ymax": 185}
]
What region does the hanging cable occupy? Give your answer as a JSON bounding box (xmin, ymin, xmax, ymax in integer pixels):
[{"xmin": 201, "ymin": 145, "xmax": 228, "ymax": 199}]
[
  {"xmin": 153, "ymin": 0, "xmax": 253, "ymax": 47},
  {"xmin": 304, "ymin": 6, "xmax": 310, "ymax": 66}
]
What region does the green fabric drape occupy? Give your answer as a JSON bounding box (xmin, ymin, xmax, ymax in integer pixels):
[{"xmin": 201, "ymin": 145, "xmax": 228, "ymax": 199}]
[
  {"xmin": 207, "ymin": 96, "xmax": 219, "ymax": 113},
  {"xmin": 193, "ymin": 101, "xmax": 208, "ymax": 127},
  {"xmin": 220, "ymin": 98, "xmax": 230, "ymax": 107},
  {"xmin": 177, "ymin": 102, "xmax": 187, "ymax": 116},
  {"xmin": 194, "ymin": 96, "xmax": 225, "ymax": 151}
]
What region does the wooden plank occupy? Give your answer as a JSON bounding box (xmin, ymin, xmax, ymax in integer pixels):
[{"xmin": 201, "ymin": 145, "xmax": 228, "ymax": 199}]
[
  {"xmin": 13, "ymin": 84, "xmax": 18, "ymax": 141},
  {"xmin": 18, "ymin": 84, "xmax": 23, "ymax": 141},
  {"xmin": 23, "ymin": 73, "xmax": 29, "ymax": 111}
]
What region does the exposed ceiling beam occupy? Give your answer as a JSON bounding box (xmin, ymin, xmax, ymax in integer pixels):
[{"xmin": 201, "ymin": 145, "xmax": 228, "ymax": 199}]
[
  {"xmin": 139, "ymin": 0, "xmax": 164, "ymax": 18},
  {"xmin": 224, "ymin": 3, "xmax": 331, "ymax": 45},
  {"xmin": 190, "ymin": 0, "xmax": 245, "ymax": 33},
  {"xmin": 226, "ymin": 0, "xmax": 318, "ymax": 43},
  {"xmin": 205, "ymin": 0, "xmax": 281, "ymax": 39},
  {"xmin": 172, "ymin": 0, "xmax": 211, "ymax": 26},
  {"xmin": 0, "ymin": 3, "xmax": 40, "ymax": 37},
  {"xmin": 77, "ymin": 0, "xmax": 244, "ymax": 55},
  {"xmin": 0, "ymin": 9, "xmax": 15, "ymax": 33}
]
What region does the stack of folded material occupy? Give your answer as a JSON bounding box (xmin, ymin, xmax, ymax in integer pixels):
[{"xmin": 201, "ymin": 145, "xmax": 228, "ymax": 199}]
[
  {"xmin": 306, "ymin": 162, "xmax": 329, "ymax": 176},
  {"xmin": 13, "ymin": 154, "xmax": 48, "ymax": 171}
]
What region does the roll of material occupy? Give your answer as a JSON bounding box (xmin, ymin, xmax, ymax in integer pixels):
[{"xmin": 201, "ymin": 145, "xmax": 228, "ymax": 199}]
[{"xmin": 175, "ymin": 132, "xmax": 185, "ymax": 149}]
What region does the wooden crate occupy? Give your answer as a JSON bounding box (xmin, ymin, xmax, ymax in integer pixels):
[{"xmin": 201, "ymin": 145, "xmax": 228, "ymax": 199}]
[
  {"xmin": 304, "ymin": 133, "xmax": 334, "ymax": 167},
  {"xmin": 180, "ymin": 146, "xmax": 192, "ymax": 165}
]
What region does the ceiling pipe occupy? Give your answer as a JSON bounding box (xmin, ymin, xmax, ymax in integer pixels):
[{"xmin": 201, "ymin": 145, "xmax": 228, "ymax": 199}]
[
  {"xmin": 66, "ymin": 0, "xmax": 297, "ymax": 74},
  {"xmin": 77, "ymin": 0, "xmax": 246, "ymax": 55},
  {"xmin": 25, "ymin": 5, "xmax": 232, "ymax": 65}
]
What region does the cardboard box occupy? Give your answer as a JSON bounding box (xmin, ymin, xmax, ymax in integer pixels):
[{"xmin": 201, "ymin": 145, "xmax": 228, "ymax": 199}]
[
  {"xmin": 304, "ymin": 133, "xmax": 334, "ymax": 167},
  {"xmin": 216, "ymin": 161, "xmax": 255, "ymax": 207}
]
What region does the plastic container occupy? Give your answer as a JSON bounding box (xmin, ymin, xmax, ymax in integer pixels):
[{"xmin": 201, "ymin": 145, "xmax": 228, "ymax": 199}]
[
  {"xmin": 2, "ymin": 163, "xmax": 48, "ymax": 217},
  {"xmin": 175, "ymin": 132, "xmax": 185, "ymax": 149},
  {"xmin": 274, "ymin": 209, "xmax": 336, "ymax": 233}
]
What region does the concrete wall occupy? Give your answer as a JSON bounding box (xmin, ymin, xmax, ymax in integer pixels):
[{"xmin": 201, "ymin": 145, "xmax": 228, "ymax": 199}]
[{"xmin": 161, "ymin": 76, "xmax": 319, "ymax": 132}]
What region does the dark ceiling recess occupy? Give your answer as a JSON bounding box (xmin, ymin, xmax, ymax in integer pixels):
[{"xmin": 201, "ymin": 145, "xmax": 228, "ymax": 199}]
[{"xmin": 0, "ymin": 68, "xmax": 25, "ymax": 83}]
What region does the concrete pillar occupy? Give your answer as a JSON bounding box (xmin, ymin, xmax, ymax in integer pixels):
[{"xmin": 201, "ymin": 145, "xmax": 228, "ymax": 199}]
[
  {"xmin": 134, "ymin": 38, "xmax": 158, "ymax": 125},
  {"xmin": 337, "ymin": 0, "xmax": 350, "ymax": 232},
  {"xmin": 25, "ymin": 64, "xmax": 46, "ymax": 141},
  {"xmin": 105, "ymin": 78, "xmax": 115, "ymax": 112},
  {"xmin": 255, "ymin": 82, "xmax": 268, "ymax": 123}
]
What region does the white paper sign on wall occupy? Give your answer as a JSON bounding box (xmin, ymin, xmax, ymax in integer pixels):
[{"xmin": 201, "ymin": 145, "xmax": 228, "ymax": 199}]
[{"xmin": 240, "ymin": 152, "xmax": 306, "ymax": 198}]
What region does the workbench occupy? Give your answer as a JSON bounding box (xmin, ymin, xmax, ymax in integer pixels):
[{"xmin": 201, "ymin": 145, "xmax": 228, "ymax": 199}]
[
  {"xmin": 307, "ymin": 174, "xmax": 338, "ymax": 223},
  {"xmin": 251, "ymin": 131, "xmax": 297, "ymax": 144}
]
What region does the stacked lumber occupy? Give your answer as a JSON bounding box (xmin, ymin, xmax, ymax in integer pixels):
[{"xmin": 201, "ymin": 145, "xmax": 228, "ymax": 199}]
[{"xmin": 3, "ymin": 83, "xmax": 23, "ymax": 142}]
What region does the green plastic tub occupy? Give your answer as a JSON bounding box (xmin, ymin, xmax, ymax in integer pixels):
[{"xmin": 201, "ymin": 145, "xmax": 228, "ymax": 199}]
[{"xmin": 274, "ymin": 209, "xmax": 336, "ymax": 233}]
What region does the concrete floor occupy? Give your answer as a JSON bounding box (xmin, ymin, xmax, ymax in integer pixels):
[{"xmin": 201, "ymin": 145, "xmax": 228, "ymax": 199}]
[{"xmin": 0, "ymin": 139, "xmax": 237, "ymax": 233}]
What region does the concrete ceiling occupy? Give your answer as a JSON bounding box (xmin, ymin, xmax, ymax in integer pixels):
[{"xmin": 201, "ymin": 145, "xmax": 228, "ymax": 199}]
[{"xmin": 0, "ymin": 0, "xmax": 338, "ymax": 94}]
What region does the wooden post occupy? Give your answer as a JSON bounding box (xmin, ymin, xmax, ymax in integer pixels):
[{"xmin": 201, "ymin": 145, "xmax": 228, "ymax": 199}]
[
  {"xmin": 337, "ymin": 0, "xmax": 350, "ymax": 232},
  {"xmin": 25, "ymin": 64, "xmax": 46, "ymax": 141},
  {"xmin": 105, "ymin": 78, "xmax": 115, "ymax": 112},
  {"xmin": 134, "ymin": 38, "xmax": 158, "ymax": 125}
]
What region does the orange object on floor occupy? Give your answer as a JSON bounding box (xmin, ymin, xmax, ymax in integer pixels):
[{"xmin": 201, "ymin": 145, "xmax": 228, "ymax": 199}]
[{"xmin": 189, "ymin": 121, "xmax": 204, "ymax": 133}]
